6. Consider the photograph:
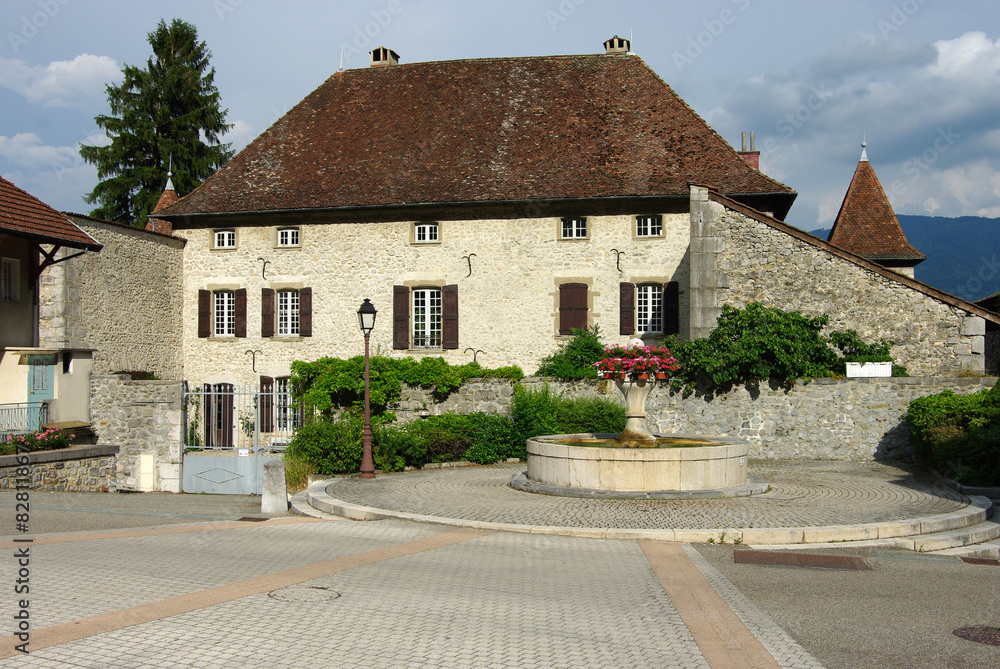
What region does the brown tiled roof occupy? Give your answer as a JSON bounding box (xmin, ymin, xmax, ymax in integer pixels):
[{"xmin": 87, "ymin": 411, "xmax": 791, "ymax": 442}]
[
  {"xmin": 0, "ymin": 176, "xmax": 102, "ymax": 250},
  {"xmin": 828, "ymin": 159, "xmax": 925, "ymax": 262},
  {"xmin": 160, "ymin": 54, "xmax": 795, "ymax": 220}
]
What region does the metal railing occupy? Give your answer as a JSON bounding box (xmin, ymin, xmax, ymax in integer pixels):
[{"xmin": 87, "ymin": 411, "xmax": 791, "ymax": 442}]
[
  {"xmin": 182, "ymin": 383, "xmax": 299, "ymax": 453},
  {"xmin": 0, "ymin": 402, "xmax": 49, "ymax": 439}
]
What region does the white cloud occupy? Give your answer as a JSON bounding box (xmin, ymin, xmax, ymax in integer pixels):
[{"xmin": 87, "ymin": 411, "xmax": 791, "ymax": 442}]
[
  {"xmin": 0, "ymin": 132, "xmax": 80, "ymax": 170},
  {"xmin": 926, "ymin": 31, "xmax": 1000, "ymax": 81},
  {"xmin": 0, "ymin": 54, "xmax": 119, "ymax": 111},
  {"xmin": 222, "ymin": 119, "xmax": 256, "ymax": 153}
]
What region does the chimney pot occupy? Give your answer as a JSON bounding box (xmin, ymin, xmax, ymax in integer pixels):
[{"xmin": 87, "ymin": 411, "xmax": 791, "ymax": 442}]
[
  {"xmin": 370, "ymin": 46, "xmax": 399, "ymax": 67},
  {"xmin": 603, "ymin": 35, "xmax": 631, "ymax": 54}
]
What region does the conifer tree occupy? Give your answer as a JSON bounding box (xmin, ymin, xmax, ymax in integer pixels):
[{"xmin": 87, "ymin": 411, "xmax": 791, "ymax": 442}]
[{"xmin": 80, "ymin": 18, "xmax": 233, "ymax": 226}]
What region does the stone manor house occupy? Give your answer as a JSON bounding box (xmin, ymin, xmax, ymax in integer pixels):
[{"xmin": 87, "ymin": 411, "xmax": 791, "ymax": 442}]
[{"xmin": 4, "ymin": 37, "xmax": 998, "ymax": 489}]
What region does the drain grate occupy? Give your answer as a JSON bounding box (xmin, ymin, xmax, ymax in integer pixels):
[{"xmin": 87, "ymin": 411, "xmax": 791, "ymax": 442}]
[
  {"xmin": 237, "ymin": 516, "xmax": 269, "ymax": 522},
  {"xmin": 268, "ymin": 585, "xmax": 341, "ymax": 602},
  {"xmin": 953, "ymin": 626, "xmax": 1000, "ymax": 646},
  {"xmin": 960, "ymin": 557, "xmax": 1000, "ymax": 566},
  {"xmin": 734, "ymin": 550, "xmax": 870, "ymax": 571}
]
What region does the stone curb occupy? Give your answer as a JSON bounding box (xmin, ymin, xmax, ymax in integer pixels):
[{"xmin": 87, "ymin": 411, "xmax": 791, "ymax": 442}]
[
  {"xmin": 301, "ymin": 478, "xmax": 994, "ymax": 546},
  {"xmin": 0, "ymin": 444, "xmax": 119, "ymax": 468}
]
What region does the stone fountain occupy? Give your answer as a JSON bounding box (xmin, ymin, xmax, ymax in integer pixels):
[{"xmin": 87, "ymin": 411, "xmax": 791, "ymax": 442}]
[{"xmin": 513, "ymin": 340, "xmax": 760, "ymax": 498}]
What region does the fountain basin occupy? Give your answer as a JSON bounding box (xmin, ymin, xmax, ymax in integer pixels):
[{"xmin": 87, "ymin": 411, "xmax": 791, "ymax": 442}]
[{"xmin": 525, "ymin": 433, "xmax": 750, "ymax": 493}]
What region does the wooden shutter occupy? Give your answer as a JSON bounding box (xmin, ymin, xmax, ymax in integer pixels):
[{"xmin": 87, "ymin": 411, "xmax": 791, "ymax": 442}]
[
  {"xmin": 299, "ymin": 287, "xmax": 312, "ymax": 337},
  {"xmin": 203, "ymin": 383, "xmax": 212, "ymax": 446},
  {"xmin": 260, "ymin": 376, "xmax": 274, "ymax": 433},
  {"xmin": 198, "ymin": 290, "xmax": 211, "ymax": 338},
  {"xmin": 219, "ymin": 384, "xmax": 234, "ymax": 447},
  {"xmin": 442, "ymin": 284, "xmax": 459, "ymax": 349},
  {"xmin": 261, "ymin": 288, "xmax": 274, "ymax": 337},
  {"xmin": 558, "ymin": 283, "xmax": 588, "ymax": 335},
  {"xmin": 235, "ymin": 289, "xmax": 247, "ymax": 338},
  {"xmin": 393, "ymin": 285, "xmax": 410, "ymax": 349},
  {"xmin": 664, "ymin": 281, "xmax": 680, "ymax": 335},
  {"xmin": 619, "ymin": 282, "xmax": 635, "ymax": 335}
]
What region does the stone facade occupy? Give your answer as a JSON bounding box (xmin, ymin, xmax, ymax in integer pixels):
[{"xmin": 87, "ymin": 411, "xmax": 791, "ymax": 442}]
[
  {"xmin": 38, "ymin": 217, "xmax": 185, "ymax": 379},
  {"xmin": 691, "ymin": 189, "xmax": 993, "ymax": 376},
  {"xmin": 89, "ymin": 375, "xmax": 184, "ymax": 492},
  {"xmin": 0, "ymin": 445, "xmax": 118, "ymax": 492},
  {"xmin": 176, "ymin": 211, "xmax": 690, "ymax": 387}
]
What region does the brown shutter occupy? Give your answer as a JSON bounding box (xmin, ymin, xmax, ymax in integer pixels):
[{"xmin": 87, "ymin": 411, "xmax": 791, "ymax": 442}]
[
  {"xmin": 260, "ymin": 376, "xmax": 274, "ymax": 433},
  {"xmin": 220, "ymin": 384, "xmax": 234, "ymax": 447},
  {"xmin": 198, "ymin": 290, "xmax": 211, "ymax": 338},
  {"xmin": 393, "ymin": 285, "xmax": 410, "ymax": 349},
  {"xmin": 261, "ymin": 288, "xmax": 274, "ymax": 337},
  {"xmin": 203, "ymin": 383, "xmax": 212, "ymax": 446},
  {"xmin": 442, "ymin": 284, "xmax": 459, "ymax": 349},
  {"xmin": 619, "ymin": 282, "xmax": 635, "ymax": 335},
  {"xmin": 664, "ymin": 281, "xmax": 680, "ymax": 335},
  {"xmin": 235, "ymin": 289, "xmax": 247, "ymax": 338},
  {"xmin": 559, "ymin": 283, "xmax": 588, "ymax": 335},
  {"xmin": 299, "ymin": 287, "xmax": 312, "ymax": 337}
]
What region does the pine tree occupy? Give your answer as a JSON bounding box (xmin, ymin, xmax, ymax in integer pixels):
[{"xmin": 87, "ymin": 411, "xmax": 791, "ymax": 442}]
[{"xmin": 80, "ymin": 18, "xmax": 233, "ymax": 226}]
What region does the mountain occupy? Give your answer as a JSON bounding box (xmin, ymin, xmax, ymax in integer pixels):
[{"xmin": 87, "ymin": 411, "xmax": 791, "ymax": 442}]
[{"xmin": 809, "ymin": 215, "xmax": 1000, "ymax": 303}]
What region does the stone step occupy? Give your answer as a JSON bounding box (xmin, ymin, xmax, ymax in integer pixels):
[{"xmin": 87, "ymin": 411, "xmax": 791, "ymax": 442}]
[
  {"xmin": 913, "ymin": 517, "xmax": 1000, "ymax": 552},
  {"xmin": 928, "ymin": 530, "xmax": 1000, "ymax": 558}
]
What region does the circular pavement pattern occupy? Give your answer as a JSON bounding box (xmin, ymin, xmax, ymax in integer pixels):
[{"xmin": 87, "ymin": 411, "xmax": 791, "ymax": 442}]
[{"xmin": 322, "ymin": 460, "xmax": 967, "ymax": 529}]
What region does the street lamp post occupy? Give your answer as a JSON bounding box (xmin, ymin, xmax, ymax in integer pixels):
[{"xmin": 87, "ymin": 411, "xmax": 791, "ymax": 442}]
[{"xmin": 357, "ymin": 298, "xmax": 377, "ymax": 479}]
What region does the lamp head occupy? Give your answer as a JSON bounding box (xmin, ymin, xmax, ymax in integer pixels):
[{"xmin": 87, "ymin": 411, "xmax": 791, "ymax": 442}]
[{"xmin": 357, "ymin": 298, "xmax": 377, "ymax": 334}]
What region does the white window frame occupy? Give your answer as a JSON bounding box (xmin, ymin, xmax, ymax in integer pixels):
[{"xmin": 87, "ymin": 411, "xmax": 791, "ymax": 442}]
[
  {"xmin": 636, "ymin": 215, "xmax": 663, "ymax": 238},
  {"xmin": 277, "ymin": 289, "xmax": 300, "ymax": 336},
  {"xmin": 214, "ymin": 230, "xmax": 236, "ymax": 249},
  {"xmin": 412, "ymin": 287, "xmax": 442, "ymax": 348},
  {"xmin": 561, "ymin": 217, "xmax": 587, "ymax": 239},
  {"xmin": 636, "ymin": 284, "xmax": 663, "ymax": 335},
  {"xmin": 214, "ymin": 290, "xmax": 236, "ymax": 336},
  {"xmin": 277, "ymin": 227, "xmax": 300, "ymax": 247},
  {"xmin": 414, "ymin": 222, "xmax": 439, "ymax": 244},
  {"xmin": 1, "ymin": 257, "xmax": 19, "ymax": 303},
  {"xmin": 274, "ymin": 377, "xmax": 299, "ymax": 431}
]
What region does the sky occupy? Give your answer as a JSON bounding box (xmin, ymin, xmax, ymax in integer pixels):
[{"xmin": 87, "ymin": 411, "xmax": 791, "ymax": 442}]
[{"xmin": 2, "ymin": 0, "xmax": 1000, "ymax": 232}]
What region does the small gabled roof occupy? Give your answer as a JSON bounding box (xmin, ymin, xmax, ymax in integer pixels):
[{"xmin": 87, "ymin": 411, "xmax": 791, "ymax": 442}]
[
  {"xmin": 827, "ymin": 146, "xmax": 924, "ymax": 263},
  {"xmin": 159, "ymin": 52, "xmax": 795, "ymax": 222},
  {"xmin": 0, "ymin": 176, "xmax": 102, "ymax": 251}
]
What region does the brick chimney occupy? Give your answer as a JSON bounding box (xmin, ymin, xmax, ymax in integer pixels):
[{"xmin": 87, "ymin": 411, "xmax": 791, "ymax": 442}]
[
  {"xmin": 738, "ymin": 131, "xmax": 760, "ymax": 170},
  {"xmin": 370, "ymin": 46, "xmax": 399, "ymax": 67}
]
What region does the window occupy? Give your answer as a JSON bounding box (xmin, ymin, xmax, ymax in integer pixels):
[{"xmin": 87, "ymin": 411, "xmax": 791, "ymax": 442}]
[
  {"xmin": 414, "ymin": 222, "xmax": 439, "ymax": 243},
  {"xmin": 619, "ymin": 282, "xmax": 679, "ymax": 336},
  {"xmin": 198, "ymin": 289, "xmax": 247, "ymax": 338},
  {"xmin": 636, "ymin": 284, "xmax": 663, "ymax": 334},
  {"xmin": 412, "ymin": 288, "xmax": 442, "ymax": 347},
  {"xmin": 214, "ymin": 291, "xmax": 235, "ymax": 336},
  {"xmin": 261, "ymin": 287, "xmax": 311, "ymax": 337},
  {"xmin": 213, "ymin": 230, "xmax": 236, "ymax": 249},
  {"xmin": 558, "ymin": 283, "xmax": 589, "ymax": 334},
  {"xmin": 561, "ymin": 217, "xmax": 587, "ymax": 239},
  {"xmin": 277, "ymin": 290, "xmax": 300, "ymax": 336},
  {"xmin": 277, "ymin": 227, "xmax": 300, "ymax": 247},
  {"xmin": 1, "ymin": 257, "xmax": 19, "ymax": 303},
  {"xmin": 636, "ymin": 215, "xmax": 663, "ymax": 237},
  {"xmin": 393, "ymin": 285, "xmax": 458, "ymax": 349}
]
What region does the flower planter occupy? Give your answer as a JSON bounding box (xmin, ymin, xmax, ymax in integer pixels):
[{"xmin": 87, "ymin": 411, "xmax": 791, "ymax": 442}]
[
  {"xmin": 845, "ymin": 361, "xmax": 892, "ymax": 378},
  {"xmin": 637, "ymin": 373, "xmax": 649, "ymax": 380},
  {"xmin": 655, "ymin": 372, "xmax": 667, "ymax": 380}
]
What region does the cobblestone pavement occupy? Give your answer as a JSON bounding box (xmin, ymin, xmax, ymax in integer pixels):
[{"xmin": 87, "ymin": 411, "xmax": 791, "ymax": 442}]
[{"xmin": 322, "ymin": 460, "xmax": 965, "ymax": 529}]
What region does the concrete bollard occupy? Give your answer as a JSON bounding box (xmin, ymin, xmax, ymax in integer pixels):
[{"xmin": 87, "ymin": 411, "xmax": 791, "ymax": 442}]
[{"xmin": 261, "ymin": 460, "xmax": 289, "ymax": 513}]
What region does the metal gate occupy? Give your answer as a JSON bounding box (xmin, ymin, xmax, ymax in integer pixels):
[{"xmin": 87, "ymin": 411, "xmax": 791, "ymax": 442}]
[{"xmin": 181, "ymin": 381, "xmax": 299, "ymax": 494}]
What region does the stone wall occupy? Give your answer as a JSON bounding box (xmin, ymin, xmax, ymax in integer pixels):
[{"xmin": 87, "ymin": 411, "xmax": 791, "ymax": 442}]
[
  {"xmin": 175, "ymin": 211, "xmax": 691, "ymax": 387},
  {"xmin": 39, "ymin": 217, "xmax": 185, "ymax": 379},
  {"xmin": 90, "ymin": 375, "xmax": 184, "ymax": 492},
  {"xmin": 692, "ymin": 190, "xmax": 991, "ymax": 376},
  {"xmin": 392, "ymin": 375, "xmax": 996, "ymax": 462},
  {"xmin": 0, "ymin": 445, "xmax": 118, "ymax": 492}
]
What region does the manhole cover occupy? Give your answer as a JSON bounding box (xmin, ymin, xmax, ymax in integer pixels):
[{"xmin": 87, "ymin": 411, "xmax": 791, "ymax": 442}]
[
  {"xmin": 953, "ymin": 626, "xmax": 1000, "ymax": 646},
  {"xmin": 268, "ymin": 586, "xmax": 341, "ymax": 602}
]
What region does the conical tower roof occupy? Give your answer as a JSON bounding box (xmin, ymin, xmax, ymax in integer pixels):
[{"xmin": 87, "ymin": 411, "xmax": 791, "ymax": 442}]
[{"xmin": 828, "ymin": 143, "xmax": 925, "ymax": 266}]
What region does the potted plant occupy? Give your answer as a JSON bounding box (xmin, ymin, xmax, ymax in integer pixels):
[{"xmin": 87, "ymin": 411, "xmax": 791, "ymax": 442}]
[{"xmin": 593, "ymin": 343, "xmax": 679, "ymax": 382}]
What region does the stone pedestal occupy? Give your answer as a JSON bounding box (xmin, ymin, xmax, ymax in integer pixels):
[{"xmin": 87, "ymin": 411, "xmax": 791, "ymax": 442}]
[{"xmin": 615, "ymin": 379, "xmax": 655, "ymax": 444}]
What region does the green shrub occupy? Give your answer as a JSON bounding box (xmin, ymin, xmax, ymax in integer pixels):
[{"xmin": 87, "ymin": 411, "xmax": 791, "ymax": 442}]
[
  {"xmin": 285, "ymin": 417, "xmax": 363, "ymax": 475},
  {"xmin": 464, "ymin": 414, "xmax": 519, "ymax": 464},
  {"xmin": 283, "ymin": 452, "xmax": 316, "ymax": 491},
  {"xmin": 510, "ymin": 384, "xmax": 560, "ymax": 445},
  {"xmin": 906, "ymin": 381, "xmax": 1000, "ymax": 486},
  {"xmin": 535, "ymin": 326, "xmax": 605, "ymax": 379},
  {"xmin": 553, "ymin": 395, "xmax": 626, "ymax": 434}
]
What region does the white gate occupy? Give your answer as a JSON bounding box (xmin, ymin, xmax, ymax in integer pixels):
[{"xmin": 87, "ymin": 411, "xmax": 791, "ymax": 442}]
[{"xmin": 181, "ymin": 381, "xmax": 299, "ymax": 494}]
